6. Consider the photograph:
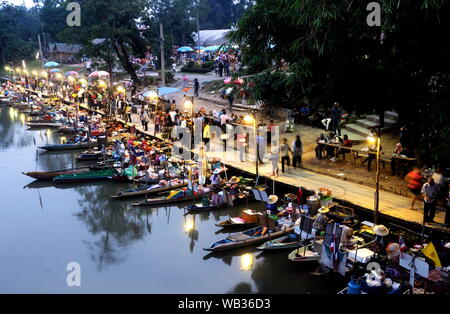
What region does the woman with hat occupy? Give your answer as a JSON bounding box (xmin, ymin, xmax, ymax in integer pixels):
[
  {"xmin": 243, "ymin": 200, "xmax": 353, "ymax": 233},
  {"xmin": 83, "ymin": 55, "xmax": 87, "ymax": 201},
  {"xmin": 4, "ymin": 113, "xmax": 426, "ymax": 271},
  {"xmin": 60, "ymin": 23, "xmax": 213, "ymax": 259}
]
[
  {"xmin": 371, "ymin": 225, "xmax": 390, "ymax": 255},
  {"xmin": 227, "ymin": 176, "xmax": 241, "ymax": 197},
  {"xmin": 266, "ymin": 195, "xmax": 279, "ymax": 215},
  {"xmin": 210, "ymin": 169, "xmax": 222, "ymax": 188}
]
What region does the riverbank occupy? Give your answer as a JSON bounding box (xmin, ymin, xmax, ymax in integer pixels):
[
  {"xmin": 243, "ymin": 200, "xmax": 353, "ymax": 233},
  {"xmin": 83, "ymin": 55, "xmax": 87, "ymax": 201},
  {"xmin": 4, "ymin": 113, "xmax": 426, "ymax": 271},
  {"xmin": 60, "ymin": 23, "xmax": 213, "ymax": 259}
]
[{"xmin": 23, "ymin": 87, "xmax": 450, "ymax": 238}]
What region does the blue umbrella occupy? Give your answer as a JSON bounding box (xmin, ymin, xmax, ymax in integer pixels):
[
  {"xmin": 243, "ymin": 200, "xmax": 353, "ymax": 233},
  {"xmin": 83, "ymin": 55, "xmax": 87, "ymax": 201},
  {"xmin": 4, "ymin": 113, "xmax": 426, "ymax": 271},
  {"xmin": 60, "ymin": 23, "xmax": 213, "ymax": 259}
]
[
  {"xmin": 204, "ymin": 46, "xmax": 219, "ymax": 52},
  {"xmin": 49, "ymin": 68, "xmax": 62, "ymax": 73},
  {"xmin": 177, "ymin": 46, "xmax": 194, "ymax": 53},
  {"xmin": 44, "ymin": 61, "xmax": 60, "ymax": 67}
]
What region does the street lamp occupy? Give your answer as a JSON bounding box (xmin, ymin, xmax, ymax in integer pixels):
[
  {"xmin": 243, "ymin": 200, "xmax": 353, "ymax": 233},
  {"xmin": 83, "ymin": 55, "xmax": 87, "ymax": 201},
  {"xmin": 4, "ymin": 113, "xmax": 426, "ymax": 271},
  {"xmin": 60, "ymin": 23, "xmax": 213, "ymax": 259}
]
[
  {"xmin": 367, "ymin": 133, "xmax": 381, "ymax": 224},
  {"xmin": 183, "ymin": 96, "xmax": 194, "ymax": 118}
]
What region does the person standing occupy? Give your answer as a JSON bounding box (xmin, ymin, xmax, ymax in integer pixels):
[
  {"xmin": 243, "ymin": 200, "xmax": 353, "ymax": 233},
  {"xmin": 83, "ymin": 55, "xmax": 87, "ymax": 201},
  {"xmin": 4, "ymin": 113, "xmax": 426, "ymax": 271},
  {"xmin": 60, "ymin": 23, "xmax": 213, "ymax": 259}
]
[
  {"xmin": 330, "ymin": 102, "xmax": 342, "ymax": 136},
  {"xmin": 203, "ymin": 121, "xmax": 211, "ymax": 151},
  {"xmin": 421, "ymin": 177, "xmax": 440, "ymax": 223},
  {"xmin": 292, "ymin": 135, "xmax": 303, "ymax": 168},
  {"xmin": 194, "ymin": 78, "xmax": 200, "ymax": 97},
  {"xmin": 280, "ymin": 138, "xmax": 292, "ymax": 173},
  {"xmin": 270, "ymin": 145, "xmax": 280, "ymax": 177},
  {"xmin": 237, "ymin": 132, "xmax": 247, "ymax": 162},
  {"xmin": 405, "ymin": 167, "xmax": 424, "ymax": 210}
]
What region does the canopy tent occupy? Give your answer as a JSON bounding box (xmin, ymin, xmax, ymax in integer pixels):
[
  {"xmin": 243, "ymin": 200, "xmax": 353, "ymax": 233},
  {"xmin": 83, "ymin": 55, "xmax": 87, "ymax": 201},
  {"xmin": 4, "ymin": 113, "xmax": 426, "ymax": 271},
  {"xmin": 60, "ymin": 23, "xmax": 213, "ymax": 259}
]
[
  {"xmin": 143, "ymin": 87, "xmax": 180, "ymax": 98},
  {"xmin": 177, "ymin": 46, "xmax": 194, "ymax": 53},
  {"xmin": 204, "ymin": 46, "xmax": 219, "ymax": 52},
  {"xmin": 192, "ymin": 29, "xmax": 232, "ymax": 46}
]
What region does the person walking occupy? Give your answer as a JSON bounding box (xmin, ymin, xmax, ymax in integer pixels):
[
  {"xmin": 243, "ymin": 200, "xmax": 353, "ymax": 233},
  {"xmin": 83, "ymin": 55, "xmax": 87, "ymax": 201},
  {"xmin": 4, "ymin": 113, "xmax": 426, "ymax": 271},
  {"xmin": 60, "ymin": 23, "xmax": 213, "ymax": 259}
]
[
  {"xmin": 194, "ymin": 78, "xmax": 200, "ymax": 97},
  {"xmin": 280, "ymin": 138, "xmax": 292, "ymax": 173},
  {"xmin": 292, "ymin": 135, "xmax": 303, "ymax": 168},
  {"xmin": 405, "ymin": 167, "xmax": 424, "ymax": 210},
  {"xmin": 421, "ymin": 177, "xmax": 440, "ymax": 223}
]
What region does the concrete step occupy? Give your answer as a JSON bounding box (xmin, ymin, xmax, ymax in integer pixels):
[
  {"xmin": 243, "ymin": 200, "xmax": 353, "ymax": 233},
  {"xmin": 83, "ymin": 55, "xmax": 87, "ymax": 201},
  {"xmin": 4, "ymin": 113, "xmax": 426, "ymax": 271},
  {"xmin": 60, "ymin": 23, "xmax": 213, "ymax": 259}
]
[
  {"xmin": 366, "ymin": 114, "xmax": 398, "ymax": 127},
  {"xmin": 365, "ymin": 114, "xmax": 380, "ymax": 124},
  {"xmin": 344, "ymin": 123, "xmax": 372, "ymax": 137},
  {"xmin": 385, "ymin": 110, "xmax": 398, "ymax": 121},
  {"xmin": 355, "ymin": 119, "xmax": 379, "ymax": 129}
]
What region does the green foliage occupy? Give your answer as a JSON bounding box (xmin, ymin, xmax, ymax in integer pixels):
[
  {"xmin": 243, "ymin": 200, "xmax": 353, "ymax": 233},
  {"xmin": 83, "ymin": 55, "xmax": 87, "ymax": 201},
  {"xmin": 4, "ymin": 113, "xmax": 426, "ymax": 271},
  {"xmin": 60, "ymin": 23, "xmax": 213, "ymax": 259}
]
[
  {"xmin": 0, "ymin": 4, "xmax": 41, "ymax": 66},
  {"xmin": 232, "ymin": 0, "xmax": 450, "ymax": 165}
]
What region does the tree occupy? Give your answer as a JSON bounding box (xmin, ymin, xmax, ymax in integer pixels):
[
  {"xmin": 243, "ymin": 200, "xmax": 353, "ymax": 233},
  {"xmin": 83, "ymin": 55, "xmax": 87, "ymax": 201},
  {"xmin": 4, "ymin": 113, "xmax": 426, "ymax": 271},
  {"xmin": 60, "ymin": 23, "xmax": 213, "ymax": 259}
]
[{"xmin": 230, "ymin": 0, "xmax": 450, "ymax": 165}]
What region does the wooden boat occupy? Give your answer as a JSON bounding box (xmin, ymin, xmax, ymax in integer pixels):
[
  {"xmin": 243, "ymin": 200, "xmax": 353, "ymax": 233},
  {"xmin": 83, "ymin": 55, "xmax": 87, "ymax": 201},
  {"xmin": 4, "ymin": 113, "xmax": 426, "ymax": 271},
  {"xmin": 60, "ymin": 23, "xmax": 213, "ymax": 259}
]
[
  {"xmin": 287, "ymin": 244, "xmax": 321, "ymax": 262},
  {"xmin": 22, "ymin": 167, "xmax": 90, "ymax": 180},
  {"xmin": 39, "ymin": 141, "xmax": 96, "ymax": 151},
  {"xmin": 27, "ymin": 122, "xmax": 63, "ymax": 128},
  {"xmin": 215, "ymin": 209, "xmax": 263, "ymax": 229},
  {"xmin": 75, "ymin": 150, "xmax": 113, "ymax": 161},
  {"xmin": 111, "ymin": 181, "xmax": 189, "ymax": 199},
  {"xmin": 204, "ymin": 226, "xmax": 295, "ymax": 252},
  {"xmin": 186, "ymin": 195, "xmax": 255, "ymax": 213},
  {"xmin": 53, "ymin": 168, "xmax": 118, "ymax": 183},
  {"xmin": 257, "ymin": 234, "xmax": 306, "ymax": 251},
  {"xmin": 132, "ymin": 192, "xmax": 208, "ymax": 207}
]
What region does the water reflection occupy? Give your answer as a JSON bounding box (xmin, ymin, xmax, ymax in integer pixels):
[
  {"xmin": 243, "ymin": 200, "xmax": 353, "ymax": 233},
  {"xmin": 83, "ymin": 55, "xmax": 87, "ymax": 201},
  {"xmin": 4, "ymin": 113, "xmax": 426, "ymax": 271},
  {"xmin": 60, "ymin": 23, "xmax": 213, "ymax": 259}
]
[{"xmin": 1, "ymin": 107, "xmax": 345, "ymax": 293}]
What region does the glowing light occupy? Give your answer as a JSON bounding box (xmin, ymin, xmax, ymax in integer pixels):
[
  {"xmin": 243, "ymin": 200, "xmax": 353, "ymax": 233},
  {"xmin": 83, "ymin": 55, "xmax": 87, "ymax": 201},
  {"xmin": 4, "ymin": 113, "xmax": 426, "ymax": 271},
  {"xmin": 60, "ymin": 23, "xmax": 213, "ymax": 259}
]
[
  {"xmin": 184, "ymin": 219, "xmax": 195, "ymax": 232},
  {"xmin": 184, "ymin": 99, "xmax": 193, "ymax": 111},
  {"xmin": 98, "ymin": 80, "xmax": 106, "ymax": 87},
  {"xmin": 116, "ymin": 86, "xmax": 125, "ymax": 93},
  {"xmin": 41, "ymin": 71, "xmax": 48, "ymax": 77},
  {"xmin": 32, "ymin": 70, "xmax": 38, "ymax": 76},
  {"xmin": 147, "ymin": 90, "xmax": 158, "ymax": 100},
  {"xmin": 367, "ymin": 133, "xmax": 377, "ymax": 145},
  {"xmin": 240, "ymin": 253, "xmax": 254, "ymax": 271},
  {"xmin": 19, "ymin": 114, "xmax": 25, "ymax": 125},
  {"xmin": 244, "ymin": 114, "xmax": 254, "ymax": 124},
  {"xmin": 60, "ymin": 136, "xmax": 67, "ymax": 144}
]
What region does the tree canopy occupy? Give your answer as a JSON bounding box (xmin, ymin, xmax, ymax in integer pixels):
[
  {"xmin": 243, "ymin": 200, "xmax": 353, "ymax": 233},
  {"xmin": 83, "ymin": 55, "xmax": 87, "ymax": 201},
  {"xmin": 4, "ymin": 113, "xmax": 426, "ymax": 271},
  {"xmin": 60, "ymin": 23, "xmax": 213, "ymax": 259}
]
[{"xmin": 230, "ymin": 0, "xmax": 450, "ymax": 165}]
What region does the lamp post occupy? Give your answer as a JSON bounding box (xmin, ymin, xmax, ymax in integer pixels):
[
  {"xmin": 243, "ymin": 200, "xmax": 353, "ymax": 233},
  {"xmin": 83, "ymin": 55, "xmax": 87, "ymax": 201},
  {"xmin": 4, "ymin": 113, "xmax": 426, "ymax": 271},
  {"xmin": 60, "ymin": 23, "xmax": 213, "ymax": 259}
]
[{"xmin": 367, "ymin": 134, "xmax": 381, "ymax": 224}]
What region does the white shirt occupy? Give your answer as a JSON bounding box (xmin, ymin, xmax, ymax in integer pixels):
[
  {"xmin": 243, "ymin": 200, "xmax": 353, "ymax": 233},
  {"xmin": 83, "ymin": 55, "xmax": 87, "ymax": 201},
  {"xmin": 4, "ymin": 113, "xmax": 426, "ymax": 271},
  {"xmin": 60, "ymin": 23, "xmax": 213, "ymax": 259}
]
[{"xmin": 220, "ymin": 114, "xmax": 229, "ymax": 125}]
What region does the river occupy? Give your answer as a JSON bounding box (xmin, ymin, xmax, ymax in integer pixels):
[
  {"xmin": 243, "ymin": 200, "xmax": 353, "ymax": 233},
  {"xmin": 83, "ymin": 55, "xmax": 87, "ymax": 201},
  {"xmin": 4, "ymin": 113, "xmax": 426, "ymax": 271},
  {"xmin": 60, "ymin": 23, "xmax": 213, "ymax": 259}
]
[{"xmin": 0, "ymin": 106, "xmax": 344, "ymax": 294}]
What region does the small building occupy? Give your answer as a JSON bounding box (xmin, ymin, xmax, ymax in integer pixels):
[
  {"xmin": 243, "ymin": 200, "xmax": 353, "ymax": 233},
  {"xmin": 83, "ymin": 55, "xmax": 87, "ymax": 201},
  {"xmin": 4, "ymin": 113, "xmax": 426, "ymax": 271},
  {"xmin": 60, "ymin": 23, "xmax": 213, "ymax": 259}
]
[{"xmin": 48, "ymin": 43, "xmax": 82, "ymax": 64}]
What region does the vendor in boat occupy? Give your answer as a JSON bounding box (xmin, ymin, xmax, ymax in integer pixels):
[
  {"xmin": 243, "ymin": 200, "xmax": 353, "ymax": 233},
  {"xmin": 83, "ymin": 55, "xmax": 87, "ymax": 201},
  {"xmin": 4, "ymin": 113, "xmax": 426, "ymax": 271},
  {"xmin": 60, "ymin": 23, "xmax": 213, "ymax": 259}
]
[
  {"xmin": 266, "ymin": 195, "xmax": 279, "ymax": 215},
  {"xmin": 371, "ymin": 225, "xmax": 390, "ymax": 256},
  {"xmin": 313, "ymin": 206, "xmax": 331, "ymax": 233},
  {"xmin": 339, "ymin": 225, "xmax": 356, "ymax": 250},
  {"xmin": 210, "ymin": 169, "xmax": 222, "ymax": 188},
  {"xmin": 227, "ymin": 176, "xmax": 241, "ymax": 197}
]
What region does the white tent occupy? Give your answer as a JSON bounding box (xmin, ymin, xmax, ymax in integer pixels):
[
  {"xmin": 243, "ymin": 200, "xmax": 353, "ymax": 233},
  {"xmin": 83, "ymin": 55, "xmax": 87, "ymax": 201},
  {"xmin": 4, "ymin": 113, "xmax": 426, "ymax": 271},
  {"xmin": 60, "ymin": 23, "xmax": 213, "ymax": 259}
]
[{"xmin": 192, "ymin": 29, "xmax": 232, "ymax": 46}]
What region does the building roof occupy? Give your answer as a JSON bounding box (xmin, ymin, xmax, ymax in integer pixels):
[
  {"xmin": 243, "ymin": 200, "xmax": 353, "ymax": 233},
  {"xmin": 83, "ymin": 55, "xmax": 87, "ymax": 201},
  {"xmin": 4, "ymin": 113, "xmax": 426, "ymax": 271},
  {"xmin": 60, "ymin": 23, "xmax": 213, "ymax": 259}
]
[
  {"xmin": 49, "ymin": 43, "xmax": 81, "ymax": 54},
  {"xmin": 192, "ymin": 29, "xmax": 232, "ymax": 46}
]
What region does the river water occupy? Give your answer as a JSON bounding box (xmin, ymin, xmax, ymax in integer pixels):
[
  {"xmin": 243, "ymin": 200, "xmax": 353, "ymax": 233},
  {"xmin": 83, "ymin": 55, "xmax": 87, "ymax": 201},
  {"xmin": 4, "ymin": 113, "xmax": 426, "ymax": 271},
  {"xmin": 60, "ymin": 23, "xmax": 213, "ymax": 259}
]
[{"xmin": 0, "ymin": 107, "xmax": 344, "ymax": 294}]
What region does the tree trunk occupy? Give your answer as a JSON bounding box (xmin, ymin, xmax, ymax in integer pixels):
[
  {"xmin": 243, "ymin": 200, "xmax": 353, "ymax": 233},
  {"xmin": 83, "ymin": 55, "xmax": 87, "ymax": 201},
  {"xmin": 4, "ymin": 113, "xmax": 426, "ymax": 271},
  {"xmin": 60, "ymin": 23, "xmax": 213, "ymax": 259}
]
[{"xmin": 112, "ymin": 39, "xmax": 140, "ymax": 85}]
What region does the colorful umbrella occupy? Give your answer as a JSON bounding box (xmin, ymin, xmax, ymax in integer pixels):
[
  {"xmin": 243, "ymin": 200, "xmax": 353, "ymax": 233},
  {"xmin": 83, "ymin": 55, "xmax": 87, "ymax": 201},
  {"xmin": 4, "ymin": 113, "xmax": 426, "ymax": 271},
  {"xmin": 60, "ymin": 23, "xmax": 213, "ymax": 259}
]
[
  {"xmin": 44, "ymin": 61, "xmax": 59, "ymax": 67},
  {"xmin": 65, "ymin": 71, "xmax": 79, "ymax": 77},
  {"xmin": 49, "ymin": 68, "xmax": 62, "ymax": 73},
  {"xmin": 177, "ymin": 46, "xmax": 194, "ymax": 53},
  {"xmin": 89, "ymin": 71, "xmax": 110, "ymax": 78}
]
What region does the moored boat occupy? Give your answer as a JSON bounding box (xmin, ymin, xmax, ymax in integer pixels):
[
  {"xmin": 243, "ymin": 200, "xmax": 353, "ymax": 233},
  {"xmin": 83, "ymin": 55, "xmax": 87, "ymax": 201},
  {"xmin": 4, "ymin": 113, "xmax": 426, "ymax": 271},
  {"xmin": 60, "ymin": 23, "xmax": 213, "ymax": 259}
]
[
  {"xmin": 257, "ymin": 234, "xmax": 306, "ymax": 251},
  {"xmin": 22, "ymin": 167, "xmax": 91, "ymax": 180},
  {"xmin": 39, "ymin": 141, "xmax": 96, "ymax": 151},
  {"xmin": 204, "ymin": 226, "xmax": 295, "ymax": 252},
  {"xmin": 53, "ymin": 168, "xmax": 118, "ymax": 183},
  {"xmin": 132, "ymin": 191, "xmax": 208, "ymax": 207},
  {"xmin": 111, "ymin": 181, "xmax": 189, "ymax": 199}
]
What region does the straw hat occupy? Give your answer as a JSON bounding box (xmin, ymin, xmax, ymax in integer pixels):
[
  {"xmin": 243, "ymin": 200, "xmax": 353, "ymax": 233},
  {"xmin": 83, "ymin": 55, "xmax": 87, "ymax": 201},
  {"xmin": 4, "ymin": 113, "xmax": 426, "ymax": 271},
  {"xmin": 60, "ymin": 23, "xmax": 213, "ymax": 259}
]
[
  {"xmin": 268, "ymin": 195, "xmax": 278, "ymax": 204},
  {"xmin": 373, "ymin": 225, "xmax": 389, "ymax": 236},
  {"xmin": 228, "ymin": 176, "xmax": 241, "ymax": 184},
  {"xmin": 318, "ymin": 207, "xmax": 329, "ymax": 214}
]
